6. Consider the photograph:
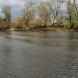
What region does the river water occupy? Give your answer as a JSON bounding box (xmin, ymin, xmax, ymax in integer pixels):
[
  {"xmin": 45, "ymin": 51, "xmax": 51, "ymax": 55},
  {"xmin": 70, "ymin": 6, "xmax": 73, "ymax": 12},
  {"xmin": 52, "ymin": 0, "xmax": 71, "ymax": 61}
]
[{"xmin": 0, "ymin": 31, "xmax": 78, "ymax": 78}]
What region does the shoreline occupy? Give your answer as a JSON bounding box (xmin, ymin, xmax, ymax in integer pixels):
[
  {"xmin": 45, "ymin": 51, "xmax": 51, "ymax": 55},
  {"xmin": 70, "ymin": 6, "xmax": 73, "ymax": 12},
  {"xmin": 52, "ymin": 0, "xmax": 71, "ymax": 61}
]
[
  {"xmin": 0, "ymin": 27, "xmax": 78, "ymax": 32},
  {"xmin": 13, "ymin": 27, "xmax": 78, "ymax": 32}
]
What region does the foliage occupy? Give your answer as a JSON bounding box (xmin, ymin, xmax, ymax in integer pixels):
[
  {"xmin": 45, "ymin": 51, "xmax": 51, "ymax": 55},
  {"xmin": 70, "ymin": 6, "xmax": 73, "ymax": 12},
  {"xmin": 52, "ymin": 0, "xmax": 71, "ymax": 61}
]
[
  {"xmin": 67, "ymin": 0, "xmax": 78, "ymax": 29},
  {"xmin": 2, "ymin": 6, "xmax": 11, "ymax": 22}
]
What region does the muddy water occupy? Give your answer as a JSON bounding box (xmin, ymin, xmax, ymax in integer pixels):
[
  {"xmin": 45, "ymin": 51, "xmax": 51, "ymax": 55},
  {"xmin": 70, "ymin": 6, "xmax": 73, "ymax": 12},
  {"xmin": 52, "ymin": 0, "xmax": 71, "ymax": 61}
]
[{"xmin": 0, "ymin": 31, "xmax": 78, "ymax": 78}]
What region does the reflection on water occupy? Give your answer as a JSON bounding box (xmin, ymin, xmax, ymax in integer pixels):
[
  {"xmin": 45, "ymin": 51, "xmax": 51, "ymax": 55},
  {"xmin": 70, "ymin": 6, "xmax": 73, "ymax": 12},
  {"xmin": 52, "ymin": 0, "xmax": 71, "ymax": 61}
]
[
  {"xmin": 63, "ymin": 32, "xmax": 78, "ymax": 78},
  {"xmin": 0, "ymin": 31, "xmax": 78, "ymax": 78}
]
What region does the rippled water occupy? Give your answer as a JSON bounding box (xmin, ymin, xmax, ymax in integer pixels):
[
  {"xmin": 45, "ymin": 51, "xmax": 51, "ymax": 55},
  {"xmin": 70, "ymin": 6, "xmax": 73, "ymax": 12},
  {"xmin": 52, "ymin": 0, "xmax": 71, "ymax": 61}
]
[{"xmin": 0, "ymin": 31, "xmax": 78, "ymax": 78}]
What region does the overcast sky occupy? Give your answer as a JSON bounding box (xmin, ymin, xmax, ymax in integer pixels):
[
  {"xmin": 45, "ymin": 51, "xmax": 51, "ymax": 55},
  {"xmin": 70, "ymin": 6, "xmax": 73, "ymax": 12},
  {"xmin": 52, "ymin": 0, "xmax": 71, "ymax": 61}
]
[
  {"xmin": 0, "ymin": 0, "xmax": 78, "ymax": 20},
  {"xmin": 0, "ymin": 0, "xmax": 77, "ymax": 9},
  {"xmin": 0, "ymin": 0, "xmax": 66, "ymax": 21}
]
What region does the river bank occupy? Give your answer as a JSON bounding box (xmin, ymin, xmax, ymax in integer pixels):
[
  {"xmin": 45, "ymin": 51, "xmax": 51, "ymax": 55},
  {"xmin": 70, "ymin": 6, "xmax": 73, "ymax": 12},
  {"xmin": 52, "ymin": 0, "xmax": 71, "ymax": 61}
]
[
  {"xmin": 0, "ymin": 26, "xmax": 78, "ymax": 32},
  {"xmin": 13, "ymin": 27, "xmax": 77, "ymax": 32}
]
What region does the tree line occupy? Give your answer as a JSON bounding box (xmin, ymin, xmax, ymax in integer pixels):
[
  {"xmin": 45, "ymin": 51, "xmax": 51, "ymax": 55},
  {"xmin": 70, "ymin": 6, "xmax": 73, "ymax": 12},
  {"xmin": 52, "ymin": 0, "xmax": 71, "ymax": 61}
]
[
  {"xmin": 21, "ymin": 0, "xmax": 78, "ymax": 30},
  {"xmin": 0, "ymin": 0, "xmax": 78, "ymax": 30}
]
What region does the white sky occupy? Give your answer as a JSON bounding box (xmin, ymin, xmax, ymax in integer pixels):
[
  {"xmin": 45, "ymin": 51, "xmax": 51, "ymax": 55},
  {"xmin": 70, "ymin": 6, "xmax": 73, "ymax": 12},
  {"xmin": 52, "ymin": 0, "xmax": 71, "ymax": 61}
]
[
  {"xmin": 0, "ymin": 0, "xmax": 77, "ymax": 7},
  {"xmin": 0, "ymin": 0, "xmax": 78, "ymax": 18}
]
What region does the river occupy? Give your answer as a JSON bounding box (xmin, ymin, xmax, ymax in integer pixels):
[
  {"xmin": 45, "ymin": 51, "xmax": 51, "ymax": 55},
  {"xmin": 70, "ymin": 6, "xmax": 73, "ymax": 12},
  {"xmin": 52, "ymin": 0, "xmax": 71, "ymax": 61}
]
[{"xmin": 0, "ymin": 31, "xmax": 78, "ymax": 78}]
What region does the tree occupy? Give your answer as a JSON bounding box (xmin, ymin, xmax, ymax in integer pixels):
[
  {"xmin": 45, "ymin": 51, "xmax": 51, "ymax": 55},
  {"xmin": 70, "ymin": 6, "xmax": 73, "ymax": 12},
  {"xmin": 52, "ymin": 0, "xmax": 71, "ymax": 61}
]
[
  {"xmin": 38, "ymin": 2, "xmax": 50, "ymax": 27},
  {"xmin": 66, "ymin": 0, "xmax": 72, "ymax": 28},
  {"xmin": 25, "ymin": 7, "xmax": 33, "ymax": 27},
  {"xmin": 67, "ymin": 0, "xmax": 78, "ymax": 28},
  {"xmin": 2, "ymin": 5, "xmax": 11, "ymax": 22}
]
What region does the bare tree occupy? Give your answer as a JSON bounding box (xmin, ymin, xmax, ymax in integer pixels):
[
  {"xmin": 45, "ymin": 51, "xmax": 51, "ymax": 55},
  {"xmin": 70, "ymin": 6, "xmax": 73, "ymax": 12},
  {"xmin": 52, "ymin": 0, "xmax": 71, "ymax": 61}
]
[
  {"xmin": 67, "ymin": 0, "xmax": 73, "ymax": 28},
  {"xmin": 2, "ymin": 5, "xmax": 11, "ymax": 22},
  {"xmin": 24, "ymin": 0, "xmax": 33, "ymax": 26},
  {"xmin": 2, "ymin": 5, "xmax": 11, "ymax": 29},
  {"xmin": 73, "ymin": 0, "xmax": 78, "ymax": 17}
]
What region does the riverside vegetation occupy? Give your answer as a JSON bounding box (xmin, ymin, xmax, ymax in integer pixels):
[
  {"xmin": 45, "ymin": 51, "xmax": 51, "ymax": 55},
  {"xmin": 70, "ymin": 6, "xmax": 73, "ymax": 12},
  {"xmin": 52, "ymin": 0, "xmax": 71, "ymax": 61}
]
[{"xmin": 0, "ymin": 0, "xmax": 78, "ymax": 32}]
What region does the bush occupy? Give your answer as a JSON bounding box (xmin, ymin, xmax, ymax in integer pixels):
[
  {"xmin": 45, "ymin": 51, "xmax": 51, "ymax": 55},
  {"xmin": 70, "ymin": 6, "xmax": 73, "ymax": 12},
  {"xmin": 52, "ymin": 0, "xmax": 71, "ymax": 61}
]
[
  {"xmin": 63, "ymin": 20, "xmax": 71, "ymax": 29},
  {"xmin": 72, "ymin": 20, "xmax": 78, "ymax": 29}
]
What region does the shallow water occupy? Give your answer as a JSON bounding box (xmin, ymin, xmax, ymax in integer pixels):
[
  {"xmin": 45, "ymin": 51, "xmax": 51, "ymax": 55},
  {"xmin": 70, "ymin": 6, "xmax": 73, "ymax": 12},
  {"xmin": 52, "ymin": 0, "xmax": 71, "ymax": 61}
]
[{"xmin": 0, "ymin": 31, "xmax": 78, "ymax": 78}]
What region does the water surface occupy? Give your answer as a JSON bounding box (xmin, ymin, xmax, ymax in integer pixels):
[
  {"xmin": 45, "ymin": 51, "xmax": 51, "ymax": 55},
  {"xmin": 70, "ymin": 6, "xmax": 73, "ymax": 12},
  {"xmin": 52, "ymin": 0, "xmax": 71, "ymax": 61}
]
[{"xmin": 0, "ymin": 31, "xmax": 78, "ymax": 78}]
